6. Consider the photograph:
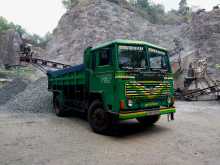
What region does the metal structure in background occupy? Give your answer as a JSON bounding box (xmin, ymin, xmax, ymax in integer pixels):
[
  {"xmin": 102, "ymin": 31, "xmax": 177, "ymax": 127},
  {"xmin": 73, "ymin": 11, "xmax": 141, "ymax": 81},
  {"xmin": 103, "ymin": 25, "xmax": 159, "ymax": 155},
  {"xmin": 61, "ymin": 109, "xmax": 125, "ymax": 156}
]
[
  {"xmin": 18, "ymin": 45, "xmax": 70, "ymax": 73},
  {"xmin": 169, "ymin": 38, "xmax": 184, "ymax": 77},
  {"xmin": 182, "ymin": 58, "xmax": 220, "ymax": 100},
  {"xmin": 19, "ymin": 55, "xmax": 71, "ymax": 73}
]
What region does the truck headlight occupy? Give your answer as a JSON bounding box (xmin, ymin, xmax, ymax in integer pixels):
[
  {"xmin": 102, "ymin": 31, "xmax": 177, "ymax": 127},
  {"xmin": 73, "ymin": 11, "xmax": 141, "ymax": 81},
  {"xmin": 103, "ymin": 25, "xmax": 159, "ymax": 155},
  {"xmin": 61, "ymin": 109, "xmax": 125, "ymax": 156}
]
[{"xmin": 128, "ymin": 100, "xmax": 133, "ymax": 107}]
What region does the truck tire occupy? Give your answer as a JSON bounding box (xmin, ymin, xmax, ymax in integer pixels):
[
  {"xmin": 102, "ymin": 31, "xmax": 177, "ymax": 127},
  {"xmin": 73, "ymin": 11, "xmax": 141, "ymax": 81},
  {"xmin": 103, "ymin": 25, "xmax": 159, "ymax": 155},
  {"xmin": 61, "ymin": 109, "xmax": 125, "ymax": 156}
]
[
  {"xmin": 136, "ymin": 115, "xmax": 160, "ymax": 126},
  {"xmin": 88, "ymin": 100, "xmax": 112, "ymax": 134},
  {"xmin": 53, "ymin": 94, "xmax": 66, "ymax": 117}
]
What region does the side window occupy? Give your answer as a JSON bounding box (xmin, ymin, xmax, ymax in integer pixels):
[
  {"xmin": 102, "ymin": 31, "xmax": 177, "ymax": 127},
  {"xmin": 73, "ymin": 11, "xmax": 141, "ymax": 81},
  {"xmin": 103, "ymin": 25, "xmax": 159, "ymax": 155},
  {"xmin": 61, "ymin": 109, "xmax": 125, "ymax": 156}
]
[{"xmin": 98, "ymin": 48, "xmax": 112, "ymax": 66}]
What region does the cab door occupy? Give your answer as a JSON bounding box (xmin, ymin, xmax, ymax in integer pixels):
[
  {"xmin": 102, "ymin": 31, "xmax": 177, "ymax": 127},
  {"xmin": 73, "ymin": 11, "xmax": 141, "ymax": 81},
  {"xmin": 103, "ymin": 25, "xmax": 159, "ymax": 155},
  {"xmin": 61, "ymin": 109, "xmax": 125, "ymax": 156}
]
[{"xmin": 90, "ymin": 47, "xmax": 115, "ymax": 112}]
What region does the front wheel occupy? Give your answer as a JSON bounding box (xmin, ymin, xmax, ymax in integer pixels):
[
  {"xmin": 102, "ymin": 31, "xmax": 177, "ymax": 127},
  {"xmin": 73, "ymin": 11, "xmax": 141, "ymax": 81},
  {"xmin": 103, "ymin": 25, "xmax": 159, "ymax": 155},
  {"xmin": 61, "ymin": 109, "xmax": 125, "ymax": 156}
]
[
  {"xmin": 136, "ymin": 115, "xmax": 160, "ymax": 126},
  {"xmin": 88, "ymin": 100, "xmax": 112, "ymax": 134}
]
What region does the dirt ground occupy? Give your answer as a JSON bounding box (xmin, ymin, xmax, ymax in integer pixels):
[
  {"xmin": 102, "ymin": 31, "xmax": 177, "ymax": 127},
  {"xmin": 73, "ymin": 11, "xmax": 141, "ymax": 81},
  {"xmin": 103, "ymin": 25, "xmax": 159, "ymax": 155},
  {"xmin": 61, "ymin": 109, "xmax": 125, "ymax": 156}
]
[{"xmin": 0, "ymin": 101, "xmax": 220, "ymax": 165}]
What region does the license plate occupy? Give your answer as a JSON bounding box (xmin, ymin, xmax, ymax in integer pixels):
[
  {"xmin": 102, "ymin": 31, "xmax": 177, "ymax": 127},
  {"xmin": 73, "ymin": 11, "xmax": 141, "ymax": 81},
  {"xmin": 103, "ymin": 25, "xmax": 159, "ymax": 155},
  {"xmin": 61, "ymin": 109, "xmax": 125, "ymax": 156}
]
[
  {"xmin": 145, "ymin": 102, "xmax": 159, "ymax": 107},
  {"xmin": 147, "ymin": 110, "xmax": 160, "ymax": 116}
]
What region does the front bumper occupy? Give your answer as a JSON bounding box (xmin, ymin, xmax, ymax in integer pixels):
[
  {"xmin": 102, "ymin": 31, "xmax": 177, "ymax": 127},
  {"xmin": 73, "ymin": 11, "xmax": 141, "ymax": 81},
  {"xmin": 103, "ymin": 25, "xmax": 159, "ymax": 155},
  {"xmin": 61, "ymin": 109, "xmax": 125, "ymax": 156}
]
[{"xmin": 119, "ymin": 107, "xmax": 176, "ymax": 120}]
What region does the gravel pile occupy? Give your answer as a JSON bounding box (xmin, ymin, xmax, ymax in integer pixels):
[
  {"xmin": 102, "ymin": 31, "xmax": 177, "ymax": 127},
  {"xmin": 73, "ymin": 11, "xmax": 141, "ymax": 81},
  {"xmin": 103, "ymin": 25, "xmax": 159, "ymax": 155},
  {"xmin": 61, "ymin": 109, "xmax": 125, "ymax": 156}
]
[
  {"xmin": 0, "ymin": 77, "xmax": 53, "ymax": 113},
  {"xmin": 0, "ymin": 78, "xmax": 28, "ymax": 105}
]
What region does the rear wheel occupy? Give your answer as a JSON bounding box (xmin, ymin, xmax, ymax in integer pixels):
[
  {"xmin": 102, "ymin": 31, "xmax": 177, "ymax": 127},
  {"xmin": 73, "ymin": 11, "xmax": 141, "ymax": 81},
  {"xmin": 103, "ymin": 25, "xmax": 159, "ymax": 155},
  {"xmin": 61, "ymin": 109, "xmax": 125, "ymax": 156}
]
[
  {"xmin": 53, "ymin": 93, "xmax": 66, "ymax": 117},
  {"xmin": 88, "ymin": 100, "xmax": 112, "ymax": 134},
  {"xmin": 136, "ymin": 115, "xmax": 160, "ymax": 126}
]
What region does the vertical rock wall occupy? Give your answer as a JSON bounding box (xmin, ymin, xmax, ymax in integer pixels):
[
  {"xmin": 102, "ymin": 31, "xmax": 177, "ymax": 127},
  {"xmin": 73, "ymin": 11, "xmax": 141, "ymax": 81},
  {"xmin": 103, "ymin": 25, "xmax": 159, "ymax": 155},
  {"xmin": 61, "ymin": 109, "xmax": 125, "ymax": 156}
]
[{"xmin": 0, "ymin": 29, "xmax": 23, "ymax": 67}]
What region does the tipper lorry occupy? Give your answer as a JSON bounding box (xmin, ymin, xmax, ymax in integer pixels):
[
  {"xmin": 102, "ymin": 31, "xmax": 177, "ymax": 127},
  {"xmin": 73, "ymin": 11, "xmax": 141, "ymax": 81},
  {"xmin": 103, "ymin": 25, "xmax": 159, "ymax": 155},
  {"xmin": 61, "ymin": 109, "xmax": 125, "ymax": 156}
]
[{"xmin": 47, "ymin": 39, "xmax": 176, "ymax": 133}]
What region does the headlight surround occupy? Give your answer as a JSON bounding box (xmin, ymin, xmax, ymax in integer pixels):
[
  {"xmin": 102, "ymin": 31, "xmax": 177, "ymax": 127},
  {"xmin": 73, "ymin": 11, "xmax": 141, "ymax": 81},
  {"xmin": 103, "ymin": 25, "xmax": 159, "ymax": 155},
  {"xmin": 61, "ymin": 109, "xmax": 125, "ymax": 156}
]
[{"xmin": 128, "ymin": 99, "xmax": 133, "ymax": 107}]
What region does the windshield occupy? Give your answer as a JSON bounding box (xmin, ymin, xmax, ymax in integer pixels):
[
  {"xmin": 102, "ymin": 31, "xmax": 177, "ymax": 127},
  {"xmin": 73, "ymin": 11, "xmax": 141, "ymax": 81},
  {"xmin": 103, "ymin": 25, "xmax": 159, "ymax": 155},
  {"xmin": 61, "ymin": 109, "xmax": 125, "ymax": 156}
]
[
  {"xmin": 119, "ymin": 45, "xmax": 170, "ymax": 72},
  {"xmin": 119, "ymin": 46, "xmax": 146, "ymax": 70},
  {"xmin": 148, "ymin": 48, "xmax": 169, "ymax": 71}
]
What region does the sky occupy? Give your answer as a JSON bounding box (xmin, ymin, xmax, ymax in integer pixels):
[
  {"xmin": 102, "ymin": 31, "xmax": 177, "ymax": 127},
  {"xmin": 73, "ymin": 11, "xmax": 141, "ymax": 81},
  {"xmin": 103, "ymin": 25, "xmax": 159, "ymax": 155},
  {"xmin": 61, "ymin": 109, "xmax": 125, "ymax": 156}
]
[
  {"xmin": 0, "ymin": 0, "xmax": 219, "ymax": 36},
  {"xmin": 0, "ymin": 0, "xmax": 66, "ymax": 36}
]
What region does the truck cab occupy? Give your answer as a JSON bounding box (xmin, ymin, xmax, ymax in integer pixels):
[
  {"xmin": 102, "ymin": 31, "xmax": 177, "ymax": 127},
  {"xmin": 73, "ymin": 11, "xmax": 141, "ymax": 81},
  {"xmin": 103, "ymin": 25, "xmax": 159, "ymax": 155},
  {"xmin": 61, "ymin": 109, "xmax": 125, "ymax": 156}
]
[{"xmin": 84, "ymin": 40, "xmax": 175, "ymax": 132}]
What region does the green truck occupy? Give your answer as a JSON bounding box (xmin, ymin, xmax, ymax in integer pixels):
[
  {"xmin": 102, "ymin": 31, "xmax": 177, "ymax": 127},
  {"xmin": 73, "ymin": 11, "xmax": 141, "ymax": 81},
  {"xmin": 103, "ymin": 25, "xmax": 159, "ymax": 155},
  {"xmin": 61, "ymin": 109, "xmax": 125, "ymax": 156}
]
[{"xmin": 47, "ymin": 39, "xmax": 176, "ymax": 133}]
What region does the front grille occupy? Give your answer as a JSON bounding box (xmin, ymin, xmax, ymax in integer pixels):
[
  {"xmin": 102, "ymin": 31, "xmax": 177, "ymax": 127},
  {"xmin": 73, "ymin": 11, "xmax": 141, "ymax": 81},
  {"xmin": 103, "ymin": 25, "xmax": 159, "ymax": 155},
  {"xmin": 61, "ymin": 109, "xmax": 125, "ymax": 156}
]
[{"xmin": 126, "ymin": 81, "xmax": 171, "ymax": 99}]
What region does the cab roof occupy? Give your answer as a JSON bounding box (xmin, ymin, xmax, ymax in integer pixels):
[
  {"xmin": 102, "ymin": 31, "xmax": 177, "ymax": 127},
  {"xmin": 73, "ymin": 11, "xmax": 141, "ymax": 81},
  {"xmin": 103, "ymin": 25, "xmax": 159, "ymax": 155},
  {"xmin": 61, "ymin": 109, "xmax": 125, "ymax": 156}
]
[{"xmin": 91, "ymin": 39, "xmax": 167, "ymax": 51}]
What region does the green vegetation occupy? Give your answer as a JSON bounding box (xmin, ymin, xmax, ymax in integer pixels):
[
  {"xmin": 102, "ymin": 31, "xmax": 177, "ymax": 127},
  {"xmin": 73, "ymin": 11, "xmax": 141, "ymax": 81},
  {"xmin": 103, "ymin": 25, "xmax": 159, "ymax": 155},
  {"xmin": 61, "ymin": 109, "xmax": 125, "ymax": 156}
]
[
  {"xmin": 0, "ymin": 16, "xmax": 51, "ymax": 48},
  {"xmin": 0, "ymin": 16, "xmax": 26, "ymax": 35},
  {"xmin": 128, "ymin": 0, "xmax": 192, "ymax": 24},
  {"xmin": 179, "ymin": 0, "xmax": 189, "ymax": 15},
  {"xmin": 61, "ymin": 0, "xmax": 193, "ymax": 24},
  {"xmin": 128, "ymin": 0, "xmax": 165, "ymax": 24},
  {"xmin": 0, "ymin": 16, "xmax": 10, "ymax": 32},
  {"xmin": 62, "ymin": 0, "xmax": 78, "ymax": 10},
  {"xmin": 31, "ymin": 32, "xmax": 52, "ymax": 48}
]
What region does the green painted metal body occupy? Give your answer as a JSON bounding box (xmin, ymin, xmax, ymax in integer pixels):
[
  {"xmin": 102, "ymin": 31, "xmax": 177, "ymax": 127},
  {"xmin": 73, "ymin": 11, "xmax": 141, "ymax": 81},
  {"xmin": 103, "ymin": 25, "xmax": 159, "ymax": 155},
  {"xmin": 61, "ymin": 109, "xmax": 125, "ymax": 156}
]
[{"xmin": 48, "ymin": 39, "xmax": 176, "ymax": 120}]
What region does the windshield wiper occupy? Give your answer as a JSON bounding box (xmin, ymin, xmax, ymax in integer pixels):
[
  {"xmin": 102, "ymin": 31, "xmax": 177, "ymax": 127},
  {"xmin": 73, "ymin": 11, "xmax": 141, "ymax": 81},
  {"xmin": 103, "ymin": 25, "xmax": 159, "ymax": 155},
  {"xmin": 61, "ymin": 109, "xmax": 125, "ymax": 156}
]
[
  {"xmin": 121, "ymin": 66, "xmax": 134, "ymax": 70},
  {"xmin": 133, "ymin": 67, "xmax": 146, "ymax": 71},
  {"xmin": 135, "ymin": 67, "xmax": 145, "ymax": 70},
  {"xmin": 151, "ymin": 68, "xmax": 168, "ymax": 74}
]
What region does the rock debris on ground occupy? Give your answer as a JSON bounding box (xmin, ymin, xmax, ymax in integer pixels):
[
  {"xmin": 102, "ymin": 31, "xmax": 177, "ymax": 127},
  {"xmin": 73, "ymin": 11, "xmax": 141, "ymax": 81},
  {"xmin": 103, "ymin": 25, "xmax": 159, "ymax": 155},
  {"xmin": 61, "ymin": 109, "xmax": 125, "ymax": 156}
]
[
  {"xmin": 0, "ymin": 77, "xmax": 52, "ymax": 114},
  {"xmin": 0, "ymin": 78, "xmax": 29, "ymax": 105}
]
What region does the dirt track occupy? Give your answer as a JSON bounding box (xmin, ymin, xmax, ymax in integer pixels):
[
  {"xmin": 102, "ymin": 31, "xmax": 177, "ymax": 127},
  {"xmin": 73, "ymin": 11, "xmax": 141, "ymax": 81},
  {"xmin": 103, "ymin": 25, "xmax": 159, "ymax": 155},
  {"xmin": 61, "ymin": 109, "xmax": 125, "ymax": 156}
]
[{"xmin": 0, "ymin": 101, "xmax": 220, "ymax": 165}]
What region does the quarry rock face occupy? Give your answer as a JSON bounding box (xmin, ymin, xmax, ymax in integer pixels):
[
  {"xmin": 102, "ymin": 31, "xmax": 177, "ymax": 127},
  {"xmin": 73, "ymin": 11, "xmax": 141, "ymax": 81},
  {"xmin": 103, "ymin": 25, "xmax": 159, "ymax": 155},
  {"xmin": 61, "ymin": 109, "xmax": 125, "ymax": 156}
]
[
  {"xmin": 190, "ymin": 9, "xmax": 220, "ymax": 76},
  {"xmin": 45, "ymin": 0, "xmax": 148, "ymax": 64},
  {"xmin": 46, "ymin": 0, "xmax": 193, "ymax": 65},
  {"xmin": 0, "ymin": 29, "xmax": 22, "ymax": 66},
  {"xmin": 46, "ymin": 0, "xmax": 220, "ymax": 79}
]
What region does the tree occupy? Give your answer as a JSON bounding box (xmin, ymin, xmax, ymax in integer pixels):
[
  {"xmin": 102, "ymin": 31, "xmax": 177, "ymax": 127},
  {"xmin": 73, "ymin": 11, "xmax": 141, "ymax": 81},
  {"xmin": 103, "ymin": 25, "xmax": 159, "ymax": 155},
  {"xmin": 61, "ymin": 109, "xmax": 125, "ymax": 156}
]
[
  {"xmin": 0, "ymin": 16, "xmax": 10, "ymax": 32},
  {"xmin": 40, "ymin": 32, "xmax": 52, "ymax": 48},
  {"xmin": 136, "ymin": 0, "xmax": 150, "ymax": 9},
  {"xmin": 0, "ymin": 16, "xmax": 52, "ymax": 48},
  {"xmin": 128, "ymin": 0, "xmax": 165, "ymax": 24},
  {"xmin": 32, "ymin": 34, "xmax": 41, "ymax": 45},
  {"xmin": 0, "ymin": 16, "xmax": 27, "ymax": 37},
  {"xmin": 179, "ymin": 0, "xmax": 189, "ymax": 15},
  {"xmin": 129, "ymin": 0, "xmax": 136, "ymax": 6},
  {"xmin": 62, "ymin": 0, "xmax": 78, "ymax": 10},
  {"xmin": 148, "ymin": 3, "xmax": 165, "ymax": 23},
  {"xmin": 29, "ymin": 32, "xmax": 52, "ymax": 48},
  {"xmin": 14, "ymin": 25, "xmax": 27, "ymax": 37}
]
